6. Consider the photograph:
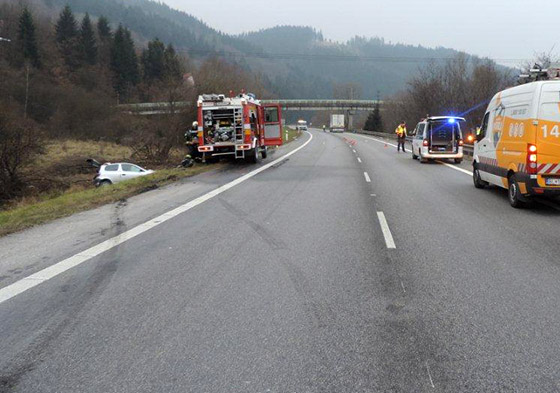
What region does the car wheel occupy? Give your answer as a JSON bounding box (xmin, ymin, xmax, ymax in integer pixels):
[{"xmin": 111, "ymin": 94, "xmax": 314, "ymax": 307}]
[
  {"xmin": 473, "ymin": 166, "xmax": 488, "ymax": 189},
  {"xmin": 508, "ymin": 174, "xmax": 526, "ymax": 208},
  {"xmin": 98, "ymin": 180, "xmax": 112, "ymax": 187}
]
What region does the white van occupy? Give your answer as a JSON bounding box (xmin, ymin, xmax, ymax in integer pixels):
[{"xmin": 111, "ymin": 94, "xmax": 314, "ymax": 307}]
[
  {"xmin": 473, "ymin": 80, "xmax": 560, "ymax": 207},
  {"xmin": 411, "ymin": 116, "xmax": 465, "ymax": 163}
]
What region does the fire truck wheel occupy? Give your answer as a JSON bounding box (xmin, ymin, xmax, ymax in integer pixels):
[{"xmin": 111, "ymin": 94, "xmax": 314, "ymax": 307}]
[
  {"xmin": 261, "ymin": 146, "xmax": 268, "ymax": 159},
  {"xmin": 246, "ymin": 146, "xmax": 259, "ymax": 164}
]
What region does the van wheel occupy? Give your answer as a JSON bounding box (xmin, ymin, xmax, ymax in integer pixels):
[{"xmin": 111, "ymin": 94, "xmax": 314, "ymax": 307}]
[
  {"xmin": 473, "ymin": 166, "xmax": 488, "ymax": 189},
  {"xmin": 412, "ymin": 150, "xmax": 418, "ymax": 159},
  {"xmin": 508, "ymin": 174, "xmax": 525, "ymax": 208},
  {"xmin": 454, "ymin": 158, "xmax": 463, "ymax": 164}
]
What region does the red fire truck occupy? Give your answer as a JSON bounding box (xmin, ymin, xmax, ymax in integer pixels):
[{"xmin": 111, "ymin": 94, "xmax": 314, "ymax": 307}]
[{"xmin": 194, "ymin": 93, "xmax": 283, "ymax": 163}]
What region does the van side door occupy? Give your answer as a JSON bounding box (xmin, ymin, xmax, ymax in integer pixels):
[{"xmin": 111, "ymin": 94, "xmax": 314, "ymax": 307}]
[{"xmin": 476, "ymin": 111, "xmax": 501, "ymax": 185}]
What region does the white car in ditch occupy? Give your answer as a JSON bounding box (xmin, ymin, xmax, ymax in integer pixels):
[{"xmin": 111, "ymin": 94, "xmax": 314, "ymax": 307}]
[{"xmin": 94, "ymin": 163, "xmax": 154, "ymax": 186}]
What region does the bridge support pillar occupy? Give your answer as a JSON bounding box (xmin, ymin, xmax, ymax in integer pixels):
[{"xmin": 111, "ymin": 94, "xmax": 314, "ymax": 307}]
[{"xmin": 347, "ymin": 111, "xmax": 354, "ymax": 131}]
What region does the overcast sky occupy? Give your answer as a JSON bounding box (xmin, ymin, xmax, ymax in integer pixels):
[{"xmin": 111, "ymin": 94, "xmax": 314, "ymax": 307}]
[{"xmin": 162, "ymin": 0, "xmax": 559, "ymax": 66}]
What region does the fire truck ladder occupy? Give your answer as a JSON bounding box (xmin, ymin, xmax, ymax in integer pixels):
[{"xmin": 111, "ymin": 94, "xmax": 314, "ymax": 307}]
[
  {"xmin": 234, "ymin": 108, "xmax": 245, "ymax": 159},
  {"xmin": 234, "ymin": 108, "xmax": 244, "ymax": 143}
]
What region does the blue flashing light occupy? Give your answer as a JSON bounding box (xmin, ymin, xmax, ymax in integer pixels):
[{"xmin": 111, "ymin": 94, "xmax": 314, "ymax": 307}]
[{"xmin": 448, "ymin": 118, "xmax": 456, "ymax": 124}]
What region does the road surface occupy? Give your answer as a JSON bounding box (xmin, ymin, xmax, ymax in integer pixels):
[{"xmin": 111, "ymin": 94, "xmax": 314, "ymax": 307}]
[{"xmin": 1, "ymin": 129, "xmax": 560, "ymax": 392}]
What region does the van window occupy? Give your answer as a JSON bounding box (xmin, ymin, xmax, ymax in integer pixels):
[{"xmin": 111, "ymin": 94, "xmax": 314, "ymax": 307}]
[
  {"xmin": 418, "ymin": 124, "xmax": 426, "ymax": 138},
  {"xmin": 479, "ymin": 112, "xmax": 490, "ymax": 138}
]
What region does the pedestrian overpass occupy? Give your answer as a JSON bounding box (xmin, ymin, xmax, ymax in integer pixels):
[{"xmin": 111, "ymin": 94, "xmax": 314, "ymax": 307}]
[{"xmin": 120, "ymin": 99, "xmax": 382, "ymax": 128}]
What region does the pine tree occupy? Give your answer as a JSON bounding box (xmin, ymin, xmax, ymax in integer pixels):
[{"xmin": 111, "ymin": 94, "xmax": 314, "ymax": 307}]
[
  {"xmin": 163, "ymin": 44, "xmax": 183, "ymax": 81},
  {"xmin": 96, "ymin": 16, "xmax": 112, "ymax": 66},
  {"xmin": 110, "ymin": 25, "xmax": 139, "ymax": 97},
  {"xmin": 97, "ymin": 16, "xmax": 112, "ymax": 41},
  {"xmin": 17, "ymin": 7, "xmax": 41, "ymax": 68},
  {"xmin": 79, "ymin": 13, "xmax": 97, "ymax": 65},
  {"xmin": 364, "ymin": 102, "xmax": 383, "ymax": 131},
  {"xmin": 141, "ymin": 38, "xmax": 165, "ymax": 82},
  {"xmin": 55, "ymin": 5, "xmax": 79, "ymax": 69}
]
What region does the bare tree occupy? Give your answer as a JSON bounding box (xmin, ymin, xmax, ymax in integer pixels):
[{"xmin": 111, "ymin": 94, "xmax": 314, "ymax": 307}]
[{"xmin": 0, "ymin": 107, "xmax": 43, "ymax": 202}]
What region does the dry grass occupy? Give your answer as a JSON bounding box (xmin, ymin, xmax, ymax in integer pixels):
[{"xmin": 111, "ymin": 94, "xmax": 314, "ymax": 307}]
[{"xmin": 0, "ymin": 165, "xmax": 218, "ymax": 237}]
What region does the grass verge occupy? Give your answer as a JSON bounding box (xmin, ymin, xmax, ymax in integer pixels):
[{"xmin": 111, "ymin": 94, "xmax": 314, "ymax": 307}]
[
  {"xmin": 0, "ymin": 165, "xmax": 217, "ymax": 237},
  {"xmin": 284, "ymin": 127, "xmax": 302, "ymax": 143}
]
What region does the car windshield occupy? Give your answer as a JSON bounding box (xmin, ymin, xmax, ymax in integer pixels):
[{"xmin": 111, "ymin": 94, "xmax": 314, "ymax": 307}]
[{"xmin": 2, "ymin": 2, "xmax": 559, "ymax": 392}]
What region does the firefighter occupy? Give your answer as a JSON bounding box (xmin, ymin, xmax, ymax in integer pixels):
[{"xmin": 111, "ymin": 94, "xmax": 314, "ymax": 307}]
[{"xmin": 395, "ymin": 122, "xmax": 407, "ymax": 152}]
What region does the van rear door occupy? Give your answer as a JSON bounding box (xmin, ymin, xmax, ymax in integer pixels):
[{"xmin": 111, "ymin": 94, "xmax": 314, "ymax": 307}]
[
  {"xmin": 537, "ymin": 82, "xmax": 560, "ymax": 174},
  {"xmin": 428, "ymin": 120, "xmax": 461, "ymax": 153}
]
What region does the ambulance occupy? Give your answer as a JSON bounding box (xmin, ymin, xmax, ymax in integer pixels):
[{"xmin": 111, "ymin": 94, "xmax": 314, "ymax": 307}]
[{"xmin": 473, "ymin": 71, "xmax": 560, "ymax": 207}]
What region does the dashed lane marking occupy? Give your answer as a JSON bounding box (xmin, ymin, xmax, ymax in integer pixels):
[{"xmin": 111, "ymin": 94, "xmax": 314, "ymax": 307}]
[
  {"xmin": 364, "ymin": 172, "xmax": 371, "ymax": 183},
  {"xmin": 377, "ymin": 212, "xmax": 396, "ymax": 249},
  {"xmin": 0, "ymin": 132, "xmax": 315, "ymax": 305},
  {"xmin": 357, "ymin": 157, "xmax": 362, "ymax": 163}
]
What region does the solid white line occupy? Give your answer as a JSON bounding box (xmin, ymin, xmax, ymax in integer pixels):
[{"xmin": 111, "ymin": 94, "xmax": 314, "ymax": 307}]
[
  {"xmin": 0, "ymin": 132, "xmax": 315, "ymax": 305},
  {"xmin": 355, "ymin": 134, "xmax": 398, "ymax": 148},
  {"xmin": 377, "ymin": 212, "xmax": 396, "ymax": 249},
  {"xmin": 364, "ymin": 172, "xmax": 371, "ymax": 183},
  {"xmin": 435, "ymin": 160, "xmax": 472, "ymax": 176},
  {"xmin": 425, "ymin": 361, "xmax": 435, "ymax": 388},
  {"xmin": 355, "ymin": 134, "xmax": 473, "ymax": 177},
  {"xmin": 357, "ymin": 157, "xmax": 362, "ymax": 163}
]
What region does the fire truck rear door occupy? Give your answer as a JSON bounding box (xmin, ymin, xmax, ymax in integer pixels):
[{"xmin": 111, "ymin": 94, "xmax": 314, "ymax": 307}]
[{"xmin": 263, "ymin": 104, "xmax": 283, "ymax": 146}]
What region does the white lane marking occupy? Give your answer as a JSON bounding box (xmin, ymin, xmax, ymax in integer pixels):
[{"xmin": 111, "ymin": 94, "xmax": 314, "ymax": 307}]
[
  {"xmin": 364, "ymin": 172, "xmax": 371, "ymax": 183},
  {"xmin": 400, "ymin": 280, "xmax": 406, "ymax": 293},
  {"xmin": 425, "ymin": 361, "xmax": 435, "ymax": 388},
  {"xmin": 355, "ymin": 134, "xmax": 473, "ymax": 177},
  {"xmin": 377, "ymin": 212, "xmax": 396, "ymax": 249},
  {"xmin": 435, "ymin": 160, "xmax": 472, "ymax": 176},
  {"xmin": 352, "ymin": 149, "xmax": 357, "ymax": 153},
  {"xmin": 355, "ymin": 134, "xmax": 398, "ymax": 148},
  {"xmin": 357, "ymin": 157, "xmax": 362, "ymax": 163},
  {"xmin": 0, "ymin": 132, "xmax": 315, "ymax": 305}
]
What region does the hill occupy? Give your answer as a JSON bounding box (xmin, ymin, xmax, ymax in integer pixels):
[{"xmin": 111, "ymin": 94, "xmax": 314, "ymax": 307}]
[{"xmin": 18, "ymin": 0, "xmax": 499, "ymax": 98}]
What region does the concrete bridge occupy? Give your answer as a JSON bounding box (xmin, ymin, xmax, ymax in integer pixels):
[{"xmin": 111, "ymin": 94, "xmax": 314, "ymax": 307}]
[
  {"xmin": 120, "ymin": 99, "xmax": 383, "ymax": 129},
  {"xmin": 120, "ymin": 99, "xmax": 382, "ymax": 115}
]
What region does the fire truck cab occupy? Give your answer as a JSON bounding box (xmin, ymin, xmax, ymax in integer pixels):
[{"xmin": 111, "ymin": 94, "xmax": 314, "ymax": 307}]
[{"xmin": 196, "ymin": 93, "xmax": 283, "ymax": 163}]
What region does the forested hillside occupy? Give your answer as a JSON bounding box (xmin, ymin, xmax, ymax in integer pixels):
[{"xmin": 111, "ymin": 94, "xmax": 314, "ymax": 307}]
[{"xmin": 17, "ymin": 0, "xmax": 493, "ymax": 99}]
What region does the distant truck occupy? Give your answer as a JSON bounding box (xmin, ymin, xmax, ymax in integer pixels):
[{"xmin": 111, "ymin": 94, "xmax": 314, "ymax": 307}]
[
  {"xmin": 330, "ymin": 114, "xmax": 345, "ymax": 132},
  {"xmin": 296, "ymin": 120, "xmax": 308, "ymax": 131}
]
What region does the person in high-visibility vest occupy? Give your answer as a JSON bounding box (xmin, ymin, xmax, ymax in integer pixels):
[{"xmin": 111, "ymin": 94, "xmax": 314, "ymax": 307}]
[{"xmin": 395, "ymin": 122, "xmax": 407, "ymax": 152}]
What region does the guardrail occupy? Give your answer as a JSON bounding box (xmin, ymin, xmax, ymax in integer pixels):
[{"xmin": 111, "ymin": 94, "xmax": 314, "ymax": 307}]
[{"xmin": 353, "ymin": 130, "xmax": 474, "ymax": 157}]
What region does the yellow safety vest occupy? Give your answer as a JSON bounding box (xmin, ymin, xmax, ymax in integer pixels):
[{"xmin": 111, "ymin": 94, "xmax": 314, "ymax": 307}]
[{"xmin": 395, "ymin": 126, "xmax": 407, "ymax": 137}]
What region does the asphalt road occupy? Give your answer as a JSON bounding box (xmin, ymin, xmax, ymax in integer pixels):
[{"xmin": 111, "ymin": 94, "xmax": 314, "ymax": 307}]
[{"xmin": 1, "ymin": 129, "xmax": 560, "ymax": 392}]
